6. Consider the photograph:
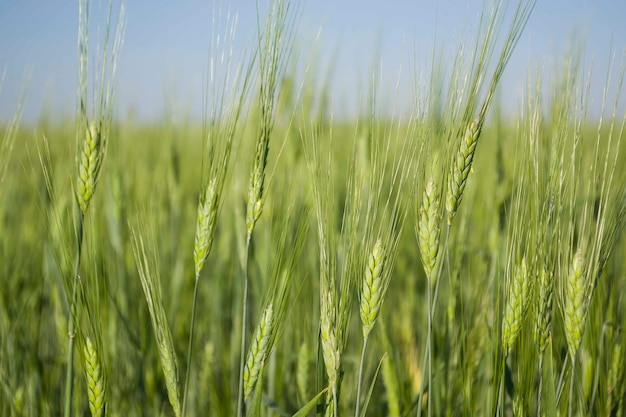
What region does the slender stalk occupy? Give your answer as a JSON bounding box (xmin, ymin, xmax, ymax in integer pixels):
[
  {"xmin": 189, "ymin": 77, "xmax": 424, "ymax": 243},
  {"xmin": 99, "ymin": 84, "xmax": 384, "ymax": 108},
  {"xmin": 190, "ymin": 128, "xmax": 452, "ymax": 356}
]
[
  {"xmin": 427, "ymin": 272, "xmax": 433, "ymax": 417},
  {"xmin": 568, "ymin": 357, "xmax": 576, "ymax": 417},
  {"xmin": 537, "ymin": 354, "xmax": 544, "ymax": 416},
  {"xmin": 556, "ymin": 356, "xmax": 569, "ymax": 404},
  {"xmin": 355, "ymin": 337, "xmax": 369, "ymax": 417},
  {"xmin": 417, "ymin": 226, "xmax": 450, "ymax": 417},
  {"xmin": 416, "ymin": 329, "xmax": 430, "ymax": 417},
  {"xmin": 181, "ymin": 276, "xmax": 201, "ymax": 416},
  {"xmin": 237, "ymin": 235, "xmax": 252, "ymax": 417},
  {"xmin": 64, "ymin": 211, "xmax": 84, "ymax": 417},
  {"xmin": 495, "ymin": 364, "xmax": 505, "ymax": 417}
]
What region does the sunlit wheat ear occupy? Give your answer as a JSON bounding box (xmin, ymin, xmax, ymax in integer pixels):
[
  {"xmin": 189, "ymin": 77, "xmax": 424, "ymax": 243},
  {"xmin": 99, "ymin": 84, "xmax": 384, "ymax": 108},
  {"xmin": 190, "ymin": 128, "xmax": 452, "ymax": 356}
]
[
  {"xmin": 534, "ymin": 266, "xmax": 554, "ymax": 354},
  {"xmin": 243, "ymin": 303, "xmax": 274, "ymax": 400},
  {"xmin": 320, "ymin": 288, "xmax": 340, "ymax": 389},
  {"xmin": 360, "ymin": 239, "xmax": 386, "ymax": 339},
  {"xmin": 417, "ymin": 177, "xmax": 441, "ymax": 280},
  {"xmin": 83, "ymin": 337, "xmax": 105, "ymax": 417},
  {"xmin": 245, "ymin": 0, "xmax": 288, "ymax": 237},
  {"xmin": 564, "ymin": 250, "xmax": 586, "ymax": 360},
  {"xmin": 502, "ymin": 257, "xmax": 531, "ymax": 356},
  {"xmin": 193, "ymin": 178, "xmax": 218, "ymax": 277},
  {"xmin": 159, "ymin": 336, "xmax": 182, "ymax": 417},
  {"xmin": 446, "ymin": 118, "xmax": 481, "ymax": 224},
  {"xmin": 76, "ymin": 123, "xmax": 106, "ymax": 214},
  {"xmin": 246, "ymin": 131, "xmax": 269, "ymax": 237}
]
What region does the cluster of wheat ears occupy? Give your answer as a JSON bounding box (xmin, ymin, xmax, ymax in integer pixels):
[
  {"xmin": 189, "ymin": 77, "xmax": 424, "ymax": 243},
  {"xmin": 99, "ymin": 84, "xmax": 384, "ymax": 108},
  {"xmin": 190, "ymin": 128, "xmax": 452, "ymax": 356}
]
[{"xmin": 1, "ymin": 0, "xmax": 626, "ymax": 416}]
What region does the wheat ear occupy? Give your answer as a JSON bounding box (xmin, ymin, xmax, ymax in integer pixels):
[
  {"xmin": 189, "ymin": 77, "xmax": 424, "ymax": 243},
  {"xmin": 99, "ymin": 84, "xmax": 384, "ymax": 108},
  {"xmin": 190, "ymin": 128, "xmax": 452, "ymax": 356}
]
[
  {"xmin": 446, "ymin": 118, "xmax": 481, "ymax": 224},
  {"xmin": 193, "ymin": 178, "xmax": 218, "ymax": 277},
  {"xmin": 417, "ymin": 177, "xmax": 441, "ymax": 280},
  {"xmin": 360, "ymin": 239, "xmax": 386, "ymax": 339},
  {"xmin": 534, "ymin": 266, "xmax": 554, "ymax": 354},
  {"xmin": 76, "ymin": 124, "xmax": 106, "ymax": 215},
  {"xmin": 502, "ymin": 257, "xmax": 531, "ymax": 355},
  {"xmin": 563, "ymin": 250, "xmax": 586, "ymax": 360},
  {"xmin": 83, "ymin": 337, "xmax": 105, "ymax": 417},
  {"xmin": 243, "ymin": 303, "xmax": 274, "ymax": 399},
  {"xmin": 320, "ymin": 288, "xmax": 340, "ymax": 390}
]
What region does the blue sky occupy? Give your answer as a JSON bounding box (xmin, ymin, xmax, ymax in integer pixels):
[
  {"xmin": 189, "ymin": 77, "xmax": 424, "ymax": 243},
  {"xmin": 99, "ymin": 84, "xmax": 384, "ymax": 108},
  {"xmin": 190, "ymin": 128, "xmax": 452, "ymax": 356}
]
[{"xmin": 1, "ymin": 0, "xmax": 625, "ymax": 123}]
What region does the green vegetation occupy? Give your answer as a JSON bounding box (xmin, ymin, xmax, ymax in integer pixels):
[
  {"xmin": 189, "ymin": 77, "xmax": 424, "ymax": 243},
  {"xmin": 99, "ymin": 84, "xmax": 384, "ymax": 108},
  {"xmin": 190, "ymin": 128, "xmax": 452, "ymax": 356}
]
[{"xmin": 1, "ymin": 0, "xmax": 626, "ymax": 416}]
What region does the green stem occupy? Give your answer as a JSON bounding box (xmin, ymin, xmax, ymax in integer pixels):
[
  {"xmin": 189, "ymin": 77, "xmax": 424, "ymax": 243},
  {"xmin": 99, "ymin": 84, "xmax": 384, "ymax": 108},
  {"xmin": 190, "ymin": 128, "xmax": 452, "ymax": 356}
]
[
  {"xmin": 556, "ymin": 355, "xmax": 569, "ymax": 404},
  {"xmin": 417, "ymin": 226, "xmax": 450, "ymax": 417},
  {"xmin": 355, "ymin": 337, "xmax": 369, "ymax": 417},
  {"xmin": 64, "ymin": 211, "xmax": 84, "ymax": 417},
  {"xmin": 495, "ymin": 363, "xmax": 505, "ymax": 417},
  {"xmin": 181, "ymin": 275, "xmax": 201, "ymax": 416},
  {"xmin": 427, "ymin": 273, "xmax": 433, "ymax": 417},
  {"xmin": 237, "ymin": 234, "xmax": 252, "ymax": 417},
  {"xmin": 537, "ymin": 353, "xmax": 544, "ymax": 417},
  {"xmin": 568, "ymin": 356, "xmax": 576, "ymax": 417}
]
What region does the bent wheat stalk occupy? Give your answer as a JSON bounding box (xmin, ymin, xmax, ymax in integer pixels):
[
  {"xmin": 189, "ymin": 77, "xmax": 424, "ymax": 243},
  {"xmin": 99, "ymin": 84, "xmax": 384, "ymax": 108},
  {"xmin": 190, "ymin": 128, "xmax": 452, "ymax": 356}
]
[{"xmin": 131, "ymin": 228, "xmax": 181, "ymax": 417}]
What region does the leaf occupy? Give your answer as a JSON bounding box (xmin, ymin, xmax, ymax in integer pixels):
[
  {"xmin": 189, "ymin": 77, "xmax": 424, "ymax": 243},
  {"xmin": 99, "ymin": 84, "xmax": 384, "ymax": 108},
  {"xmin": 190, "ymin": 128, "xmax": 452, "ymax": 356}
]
[
  {"xmin": 544, "ymin": 340, "xmax": 557, "ymax": 417},
  {"xmin": 292, "ymin": 387, "xmax": 329, "ymax": 417},
  {"xmin": 359, "ymin": 353, "xmax": 387, "ymax": 417}
]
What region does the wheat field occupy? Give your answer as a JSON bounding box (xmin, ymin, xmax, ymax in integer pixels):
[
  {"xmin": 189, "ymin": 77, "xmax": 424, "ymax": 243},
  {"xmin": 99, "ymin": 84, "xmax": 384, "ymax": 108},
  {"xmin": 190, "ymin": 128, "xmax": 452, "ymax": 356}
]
[{"xmin": 1, "ymin": 1, "xmax": 626, "ymax": 416}]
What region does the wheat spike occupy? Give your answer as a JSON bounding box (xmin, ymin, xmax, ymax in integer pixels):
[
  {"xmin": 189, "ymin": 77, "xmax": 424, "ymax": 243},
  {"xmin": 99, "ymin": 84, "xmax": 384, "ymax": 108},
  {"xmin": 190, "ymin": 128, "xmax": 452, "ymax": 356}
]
[
  {"xmin": 563, "ymin": 250, "xmax": 586, "ymax": 360},
  {"xmin": 193, "ymin": 178, "xmax": 218, "ymax": 277},
  {"xmin": 245, "ymin": 135, "xmax": 269, "ymax": 236},
  {"xmin": 360, "ymin": 239, "xmax": 386, "ymax": 339},
  {"xmin": 534, "ymin": 266, "xmax": 553, "ymax": 354},
  {"xmin": 84, "ymin": 337, "xmax": 105, "ymax": 417},
  {"xmin": 502, "ymin": 257, "xmax": 531, "ymax": 355},
  {"xmin": 417, "ymin": 177, "xmax": 441, "ymax": 280},
  {"xmin": 320, "ymin": 287, "xmax": 340, "ymax": 389},
  {"xmin": 243, "ymin": 303, "xmax": 274, "ymax": 399},
  {"xmin": 446, "ymin": 119, "xmax": 481, "ymax": 224},
  {"xmin": 76, "ymin": 124, "xmax": 106, "ymax": 214}
]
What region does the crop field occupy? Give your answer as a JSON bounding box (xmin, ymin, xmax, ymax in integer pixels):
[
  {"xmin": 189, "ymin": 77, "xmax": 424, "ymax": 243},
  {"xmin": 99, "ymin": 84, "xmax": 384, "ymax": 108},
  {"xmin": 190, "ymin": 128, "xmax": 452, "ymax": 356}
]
[{"xmin": 1, "ymin": 0, "xmax": 626, "ymax": 416}]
